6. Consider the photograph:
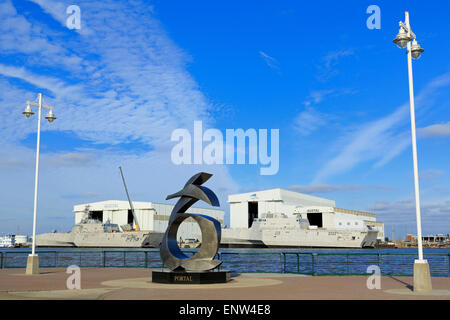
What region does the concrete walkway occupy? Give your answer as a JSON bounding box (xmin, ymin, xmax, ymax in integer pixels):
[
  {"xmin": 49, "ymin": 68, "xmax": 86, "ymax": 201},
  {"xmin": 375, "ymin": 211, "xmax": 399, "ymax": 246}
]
[{"xmin": 0, "ymin": 268, "xmax": 449, "ymax": 300}]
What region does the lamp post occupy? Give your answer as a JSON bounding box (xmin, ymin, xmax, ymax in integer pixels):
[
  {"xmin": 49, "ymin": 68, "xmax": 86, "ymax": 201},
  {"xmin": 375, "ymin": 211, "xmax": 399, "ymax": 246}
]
[
  {"xmin": 393, "ymin": 11, "xmax": 431, "ymax": 292},
  {"xmin": 23, "ymin": 93, "xmax": 56, "ymax": 275}
]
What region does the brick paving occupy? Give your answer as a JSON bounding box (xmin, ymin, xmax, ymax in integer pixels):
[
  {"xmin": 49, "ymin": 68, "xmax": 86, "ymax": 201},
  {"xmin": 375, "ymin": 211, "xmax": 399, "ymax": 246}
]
[{"xmin": 0, "ymin": 268, "xmax": 449, "ymax": 300}]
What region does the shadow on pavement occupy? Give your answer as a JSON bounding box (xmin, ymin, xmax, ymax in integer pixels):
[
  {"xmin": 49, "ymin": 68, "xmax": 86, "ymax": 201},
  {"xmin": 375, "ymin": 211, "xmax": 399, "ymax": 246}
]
[{"xmin": 388, "ymin": 276, "xmax": 413, "ymax": 291}]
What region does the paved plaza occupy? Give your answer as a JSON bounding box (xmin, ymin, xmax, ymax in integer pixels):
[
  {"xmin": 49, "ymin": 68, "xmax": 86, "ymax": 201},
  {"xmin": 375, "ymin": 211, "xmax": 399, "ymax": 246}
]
[{"xmin": 0, "ymin": 268, "xmax": 449, "ymax": 300}]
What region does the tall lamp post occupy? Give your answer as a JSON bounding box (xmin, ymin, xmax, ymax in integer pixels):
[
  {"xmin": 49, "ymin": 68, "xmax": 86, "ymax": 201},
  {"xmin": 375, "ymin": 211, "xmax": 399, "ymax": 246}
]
[
  {"xmin": 393, "ymin": 11, "xmax": 432, "ymax": 292},
  {"xmin": 22, "ymin": 93, "xmax": 56, "ymax": 275}
]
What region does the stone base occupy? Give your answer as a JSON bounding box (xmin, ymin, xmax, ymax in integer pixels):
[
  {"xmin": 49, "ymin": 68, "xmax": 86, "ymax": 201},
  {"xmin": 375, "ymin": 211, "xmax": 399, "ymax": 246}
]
[
  {"xmin": 413, "ymin": 259, "xmax": 432, "ymax": 293},
  {"xmin": 25, "ymin": 254, "xmax": 40, "ymax": 275},
  {"xmin": 152, "ymin": 269, "xmax": 230, "ymax": 284}
]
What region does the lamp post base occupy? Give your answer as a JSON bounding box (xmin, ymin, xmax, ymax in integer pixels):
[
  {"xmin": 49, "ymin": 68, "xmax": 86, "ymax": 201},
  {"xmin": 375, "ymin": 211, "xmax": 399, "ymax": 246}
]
[
  {"xmin": 413, "ymin": 259, "xmax": 432, "ymax": 293},
  {"xmin": 25, "ymin": 254, "xmax": 40, "ymax": 275}
]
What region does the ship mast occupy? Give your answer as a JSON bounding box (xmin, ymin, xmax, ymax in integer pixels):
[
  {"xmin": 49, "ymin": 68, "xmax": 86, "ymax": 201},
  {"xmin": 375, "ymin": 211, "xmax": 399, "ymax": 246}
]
[{"xmin": 119, "ymin": 166, "xmax": 140, "ymax": 231}]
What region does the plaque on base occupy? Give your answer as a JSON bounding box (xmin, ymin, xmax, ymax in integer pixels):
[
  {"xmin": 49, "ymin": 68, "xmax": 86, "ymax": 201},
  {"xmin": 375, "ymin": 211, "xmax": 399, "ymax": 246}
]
[{"xmin": 152, "ymin": 269, "xmax": 230, "ymax": 284}]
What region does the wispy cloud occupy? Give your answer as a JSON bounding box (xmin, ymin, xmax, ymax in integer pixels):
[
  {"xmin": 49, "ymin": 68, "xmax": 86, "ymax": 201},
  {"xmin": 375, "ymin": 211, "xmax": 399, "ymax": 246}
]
[
  {"xmin": 0, "ymin": 0, "xmax": 240, "ymax": 233},
  {"xmin": 51, "ymin": 152, "xmax": 97, "ymax": 167},
  {"xmin": 323, "ymin": 50, "xmax": 355, "ymax": 68},
  {"xmin": 0, "ymin": 1, "xmax": 84, "ymax": 69},
  {"xmin": 295, "ymin": 88, "xmax": 355, "ymax": 135},
  {"xmin": 302, "ymin": 89, "xmax": 335, "ymax": 107},
  {"xmin": 317, "ymin": 49, "xmax": 354, "ymax": 82},
  {"xmin": 419, "ymin": 169, "xmax": 445, "ymax": 180},
  {"xmin": 292, "ymin": 49, "xmax": 357, "ymax": 139},
  {"xmin": 419, "ymin": 121, "xmax": 450, "ymax": 138},
  {"xmin": 293, "ymin": 107, "xmax": 327, "ymax": 136},
  {"xmin": 366, "ymin": 196, "xmax": 450, "ymax": 236},
  {"xmin": 0, "ymin": 0, "xmax": 214, "ymax": 147},
  {"xmin": 0, "ymin": 63, "xmax": 81, "ymax": 96},
  {"xmin": 28, "ymin": 0, "xmax": 69, "ymax": 26},
  {"xmin": 313, "ymin": 73, "xmax": 450, "ymax": 183},
  {"xmin": 302, "ymin": 88, "xmax": 357, "ymax": 107},
  {"xmin": 259, "ymin": 51, "xmax": 280, "ymax": 72},
  {"xmin": 369, "ymin": 198, "xmax": 450, "ymax": 221}
]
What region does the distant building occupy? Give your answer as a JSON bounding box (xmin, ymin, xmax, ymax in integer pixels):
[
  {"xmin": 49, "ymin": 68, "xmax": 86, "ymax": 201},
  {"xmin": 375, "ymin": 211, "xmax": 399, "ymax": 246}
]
[
  {"xmin": 406, "ymin": 234, "xmax": 415, "ymax": 243},
  {"xmin": 14, "ymin": 235, "xmax": 28, "ymax": 245},
  {"xmin": 405, "ymin": 233, "xmax": 449, "ymax": 244},
  {"xmin": 228, "ymin": 188, "xmax": 385, "ymax": 240},
  {"xmin": 0, "ymin": 235, "xmax": 15, "ymax": 248},
  {"xmin": 73, "ymin": 200, "xmax": 225, "ymax": 241}
]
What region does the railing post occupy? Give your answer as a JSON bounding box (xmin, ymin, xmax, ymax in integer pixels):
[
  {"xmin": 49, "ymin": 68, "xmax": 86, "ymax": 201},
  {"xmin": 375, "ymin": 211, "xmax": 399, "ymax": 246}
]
[
  {"xmin": 0, "ymin": 252, "xmax": 3, "ymax": 269},
  {"xmin": 347, "ymin": 254, "xmax": 349, "ymax": 275},
  {"xmin": 103, "ymin": 251, "xmax": 106, "ymax": 268},
  {"xmin": 378, "ymin": 253, "xmax": 382, "ymax": 276},
  {"xmin": 144, "ymin": 251, "xmax": 148, "ymax": 268},
  {"xmin": 282, "ymin": 253, "xmax": 285, "ymax": 273},
  {"xmin": 54, "ymin": 251, "xmax": 57, "ymax": 267},
  {"xmin": 123, "ymin": 251, "xmax": 126, "ymax": 267},
  {"xmin": 219, "ymin": 252, "xmax": 224, "ymax": 271},
  {"xmin": 297, "ymin": 253, "xmax": 300, "ymax": 274},
  {"xmin": 448, "ymin": 254, "xmax": 450, "ymax": 277},
  {"xmin": 312, "ymin": 253, "xmax": 316, "ymax": 276},
  {"xmin": 217, "ymin": 252, "xmax": 221, "ymax": 271}
]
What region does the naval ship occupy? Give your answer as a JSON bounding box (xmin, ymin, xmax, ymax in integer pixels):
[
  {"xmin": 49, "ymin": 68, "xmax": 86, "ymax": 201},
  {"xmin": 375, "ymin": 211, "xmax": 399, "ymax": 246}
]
[
  {"xmin": 37, "ymin": 167, "xmax": 165, "ymax": 248},
  {"xmin": 36, "ymin": 206, "xmax": 164, "ymax": 248},
  {"xmin": 220, "ymin": 213, "xmax": 378, "ymax": 248}
]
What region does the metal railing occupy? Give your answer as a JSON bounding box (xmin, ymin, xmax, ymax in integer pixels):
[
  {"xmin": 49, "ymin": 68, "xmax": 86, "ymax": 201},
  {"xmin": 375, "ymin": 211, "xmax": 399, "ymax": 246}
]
[
  {"xmin": 0, "ymin": 250, "xmax": 449, "ymax": 277},
  {"xmin": 281, "ymin": 252, "xmax": 450, "ymax": 277}
]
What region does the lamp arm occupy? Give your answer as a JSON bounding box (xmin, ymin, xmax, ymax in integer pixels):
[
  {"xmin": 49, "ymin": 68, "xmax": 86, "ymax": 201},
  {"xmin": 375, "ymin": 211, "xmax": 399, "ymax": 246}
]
[
  {"xmin": 399, "ymin": 21, "xmax": 416, "ymax": 40},
  {"xmin": 26, "ymin": 101, "xmax": 54, "ymax": 110}
]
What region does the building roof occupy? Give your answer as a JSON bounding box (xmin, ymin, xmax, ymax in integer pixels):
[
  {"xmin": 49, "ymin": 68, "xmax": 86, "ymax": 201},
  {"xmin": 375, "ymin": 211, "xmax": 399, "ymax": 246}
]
[
  {"xmin": 73, "ymin": 200, "xmax": 224, "ymax": 213},
  {"xmin": 334, "ymin": 207, "xmax": 376, "ymax": 218},
  {"xmin": 228, "ymin": 188, "xmax": 335, "ymax": 207}
]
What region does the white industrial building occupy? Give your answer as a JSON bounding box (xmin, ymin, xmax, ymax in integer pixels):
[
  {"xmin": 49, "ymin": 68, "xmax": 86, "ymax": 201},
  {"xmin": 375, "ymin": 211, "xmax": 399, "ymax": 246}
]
[
  {"xmin": 228, "ymin": 188, "xmax": 384, "ymax": 240},
  {"xmin": 73, "ymin": 200, "xmax": 225, "ymax": 241}
]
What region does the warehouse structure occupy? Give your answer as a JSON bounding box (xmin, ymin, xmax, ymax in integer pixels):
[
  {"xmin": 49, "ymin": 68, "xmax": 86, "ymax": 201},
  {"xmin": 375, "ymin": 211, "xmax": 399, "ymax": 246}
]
[
  {"xmin": 228, "ymin": 188, "xmax": 384, "ymax": 240},
  {"xmin": 73, "ymin": 200, "xmax": 225, "ymax": 241}
]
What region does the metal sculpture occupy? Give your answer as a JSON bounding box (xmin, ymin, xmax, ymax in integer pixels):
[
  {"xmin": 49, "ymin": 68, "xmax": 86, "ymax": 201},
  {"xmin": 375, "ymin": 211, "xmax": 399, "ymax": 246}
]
[{"xmin": 160, "ymin": 172, "xmax": 222, "ymax": 271}]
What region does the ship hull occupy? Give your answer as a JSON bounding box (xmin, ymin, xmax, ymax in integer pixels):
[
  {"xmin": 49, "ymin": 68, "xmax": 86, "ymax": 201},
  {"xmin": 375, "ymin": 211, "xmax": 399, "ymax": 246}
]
[
  {"xmin": 35, "ymin": 233, "xmax": 75, "ymax": 247},
  {"xmin": 73, "ymin": 232, "xmax": 164, "ymax": 248},
  {"xmin": 221, "ymin": 228, "xmax": 378, "ymax": 249},
  {"xmin": 36, "ymin": 231, "xmax": 164, "ymax": 248}
]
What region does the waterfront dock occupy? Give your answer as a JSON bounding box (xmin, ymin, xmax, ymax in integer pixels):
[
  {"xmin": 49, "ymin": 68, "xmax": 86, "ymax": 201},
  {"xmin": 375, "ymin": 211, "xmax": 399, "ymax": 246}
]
[{"xmin": 0, "ymin": 268, "xmax": 449, "ymax": 300}]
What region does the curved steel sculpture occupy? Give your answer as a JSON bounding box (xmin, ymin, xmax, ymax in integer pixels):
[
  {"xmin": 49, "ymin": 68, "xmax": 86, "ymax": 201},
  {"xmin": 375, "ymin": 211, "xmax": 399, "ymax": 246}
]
[{"xmin": 160, "ymin": 172, "xmax": 222, "ymax": 271}]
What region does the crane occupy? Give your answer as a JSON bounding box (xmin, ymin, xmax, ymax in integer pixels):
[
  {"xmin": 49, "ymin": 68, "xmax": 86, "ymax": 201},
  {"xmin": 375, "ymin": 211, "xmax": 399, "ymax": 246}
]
[{"xmin": 119, "ymin": 166, "xmax": 140, "ymax": 232}]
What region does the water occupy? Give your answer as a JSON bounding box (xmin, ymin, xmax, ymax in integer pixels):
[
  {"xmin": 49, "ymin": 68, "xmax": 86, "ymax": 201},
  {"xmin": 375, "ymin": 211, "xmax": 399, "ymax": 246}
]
[{"xmin": 1, "ymin": 247, "xmax": 449, "ymax": 276}]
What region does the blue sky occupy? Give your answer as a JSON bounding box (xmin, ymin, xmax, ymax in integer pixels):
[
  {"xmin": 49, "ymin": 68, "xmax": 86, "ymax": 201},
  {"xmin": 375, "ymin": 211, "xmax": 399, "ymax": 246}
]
[{"xmin": 0, "ymin": 0, "xmax": 449, "ymax": 239}]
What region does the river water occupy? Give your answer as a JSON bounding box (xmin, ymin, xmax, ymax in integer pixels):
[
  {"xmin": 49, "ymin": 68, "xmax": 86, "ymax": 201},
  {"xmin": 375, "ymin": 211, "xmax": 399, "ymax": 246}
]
[{"xmin": 1, "ymin": 247, "xmax": 449, "ymax": 276}]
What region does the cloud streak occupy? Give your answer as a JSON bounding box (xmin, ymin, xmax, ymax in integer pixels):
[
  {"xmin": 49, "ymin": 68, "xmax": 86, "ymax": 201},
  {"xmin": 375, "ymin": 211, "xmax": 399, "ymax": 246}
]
[
  {"xmin": 296, "ymin": 88, "xmax": 355, "ymax": 135},
  {"xmin": 259, "ymin": 51, "xmax": 280, "ymax": 72},
  {"xmin": 316, "ymin": 49, "xmax": 354, "ymax": 82},
  {"xmin": 293, "ymin": 107, "xmax": 327, "ymax": 136},
  {"xmin": 419, "ymin": 122, "xmax": 450, "ymax": 138},
  {"xmin": 0, "ymin": 0, "xmax": 240, "ymax": 234},
  {"xmin": 313, "ymin": 73, "xmax": 450, "ymax": 183},
  {"xmin": 1, "ymin": 0, "xmax": 216, "ymax": 148}
]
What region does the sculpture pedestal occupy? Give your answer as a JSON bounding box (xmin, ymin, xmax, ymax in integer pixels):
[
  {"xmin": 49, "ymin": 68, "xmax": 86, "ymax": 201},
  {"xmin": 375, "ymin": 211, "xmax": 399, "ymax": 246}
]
[{"xmin": 152, "ymin": 269, "xmax": 230, "ymax": 284}]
